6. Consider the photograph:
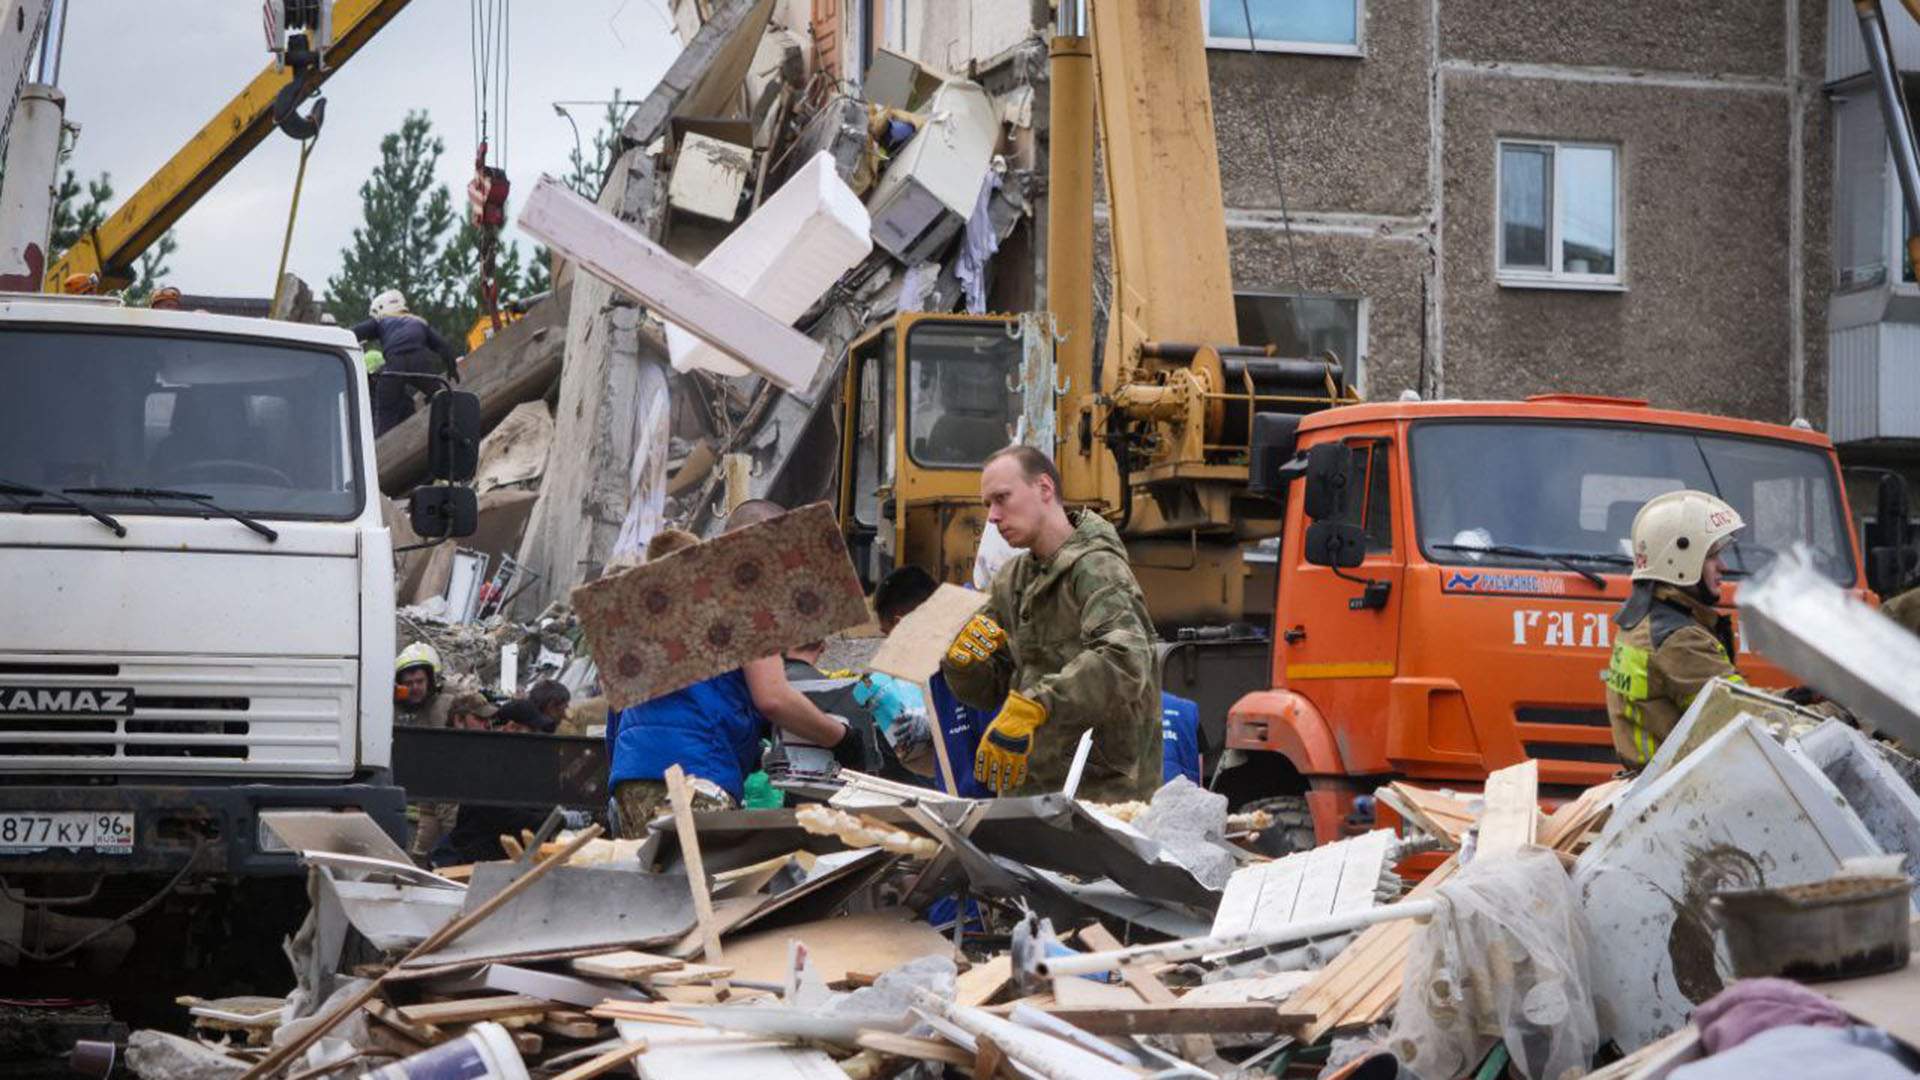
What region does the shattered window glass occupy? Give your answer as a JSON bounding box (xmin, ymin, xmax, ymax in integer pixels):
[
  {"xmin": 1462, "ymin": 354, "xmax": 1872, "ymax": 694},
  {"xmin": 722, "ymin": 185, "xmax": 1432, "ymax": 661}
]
[
  {"xmin": 904, "ymin": 321, "xmax": 1021, "ymax": 469},
  {"xmin": 0, "ymin": 328, "xmax": 361, "ymax": 520}
]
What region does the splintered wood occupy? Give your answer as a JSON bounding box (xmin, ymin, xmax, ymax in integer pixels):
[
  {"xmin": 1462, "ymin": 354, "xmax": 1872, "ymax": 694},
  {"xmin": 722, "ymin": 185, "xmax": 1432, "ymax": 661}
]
[
  {"xmin": 1376, "ymin": 783, "xmax": 1476, "ymax": 846},
  {"xmin": 1281, "ymin": 759, "xmax": 1562, "ymax": 1043}
]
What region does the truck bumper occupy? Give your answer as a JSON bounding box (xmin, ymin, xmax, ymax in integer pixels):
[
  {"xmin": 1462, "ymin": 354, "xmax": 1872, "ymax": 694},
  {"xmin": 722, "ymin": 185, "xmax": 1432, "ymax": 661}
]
[{"xmin": 0, "ymin": 781, "xmax": 406, "ymax": 876}]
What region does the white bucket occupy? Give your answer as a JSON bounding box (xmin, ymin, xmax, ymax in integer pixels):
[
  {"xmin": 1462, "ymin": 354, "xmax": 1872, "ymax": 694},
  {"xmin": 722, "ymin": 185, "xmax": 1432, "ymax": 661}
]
[{"xmin": 369, "ymin": 1021, "xmax": 530, "ymax": 1080}]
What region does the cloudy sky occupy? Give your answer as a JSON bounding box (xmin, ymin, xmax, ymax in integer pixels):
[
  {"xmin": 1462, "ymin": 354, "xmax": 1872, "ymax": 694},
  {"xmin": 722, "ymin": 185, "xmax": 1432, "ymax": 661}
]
[{"xmin": 53, "ymin": 0, "xmax": 683, "ymax": 300}]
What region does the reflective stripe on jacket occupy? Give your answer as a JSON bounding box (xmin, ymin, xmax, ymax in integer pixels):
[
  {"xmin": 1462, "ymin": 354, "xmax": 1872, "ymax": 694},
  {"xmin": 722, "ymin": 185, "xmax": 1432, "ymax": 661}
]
[{"xmin": 1603, "ymin": 582, "xmax": 1743, "ymax": 768}]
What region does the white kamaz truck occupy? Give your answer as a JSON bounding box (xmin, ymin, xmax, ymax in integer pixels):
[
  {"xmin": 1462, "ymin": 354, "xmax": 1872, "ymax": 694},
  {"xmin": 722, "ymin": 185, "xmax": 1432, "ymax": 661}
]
[{"xmin": 0, "ymin": 292, "xmax": 476, "ymax": 1001}]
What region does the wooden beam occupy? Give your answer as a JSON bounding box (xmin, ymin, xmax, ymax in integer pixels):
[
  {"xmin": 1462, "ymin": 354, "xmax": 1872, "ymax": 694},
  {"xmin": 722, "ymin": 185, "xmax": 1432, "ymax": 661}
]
[
  {"xmin": 1006, "ymin": 1003, "xmax": 1301, "ymax": 1036},
  {"xmin": 570, "ymin": 950, "xmax": 685, "ymax": 981},
  {"xmin": 1477, "ymin": 759, "xmax": 1540, "ymax": 856},
  {"xmin": 665, "ymin": 765, "xmax": 729, "ymax": 998},
  {"xmin": 552, "ymin": 1040, "xmax": 651, "ymax": 1080},
  {"xmin": 1078, "ymin": 924, "xmax": 1214, "ymax": 1063},
  {"xmin": 517, "ymin": 176, "xmax": 824, "ymax": 392},
  {"xmin": 395, "ymin": 995, "xmax": 550, "ymax": 1026}
]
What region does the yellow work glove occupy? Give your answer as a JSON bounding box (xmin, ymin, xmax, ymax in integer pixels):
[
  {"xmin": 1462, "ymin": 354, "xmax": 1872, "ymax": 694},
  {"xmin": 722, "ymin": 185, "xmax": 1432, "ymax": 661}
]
[
  {"xmin": 974, "ymin": 691, "xmax": 1048, "ymax": 794},
  {"xmin": 946, "ymin": 612, "xmax": 1007, "ymax": 669}
]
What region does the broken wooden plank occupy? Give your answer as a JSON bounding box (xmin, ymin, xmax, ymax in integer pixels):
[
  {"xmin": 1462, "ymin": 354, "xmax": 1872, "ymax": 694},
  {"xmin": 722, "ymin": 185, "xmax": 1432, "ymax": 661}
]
[
  {"xmin": 717, "ymin": 910, "xmax": 951, "ymax": 985},
  {"xmin": 855, "ymin": 1032, "xmax": 972, "ymax": 1068},
  {"xmin": 539, "ymin": 1010, "xmax": 606, "ymax": 1039},
  {"xmin": 1477, "ymin": 759, "xmax": 1540, "ymax": 855},
  {"xmin": 552, "ymin": 1039, "xmax": 651, "ymax": 1080},
  {"xmin": 1376, "ymin": 782, "xmax": 1476, "ymax": 846},
  {"xmin": 955, "ymin": 955, "xmax": 1014, "ymax": 1008},
  {"xmin": 642, "ymin": 962, "xmax": 736, "ymax": 987},
  {"xmin": 1542, "ymin": 778, "xmax": 1627, "ymax": 852},
  {"xmin": 362, "ymin": 1000, "xmax": 441, "ymax": 1046},
  {"xmin": 518, "ymin": 175, "xmax": 824, "ymax": 391},
  {"xmin": 571, "ymin": 950, "xmax": 686, "ymax": 981},
  {"xmin": 1079, "ymin": 923, "xmax": 1213, "ymax": 1063},
  {"xmin": 869, "ymin": 584, "xmax": 988, "ymax": 683},
  {"xmin": 666, "ymin": 765, "xmax": 729, "ymax": 998},
  {"xmin": 395, "ymin": 995, "xmax": 551, "ymax": 1026}
]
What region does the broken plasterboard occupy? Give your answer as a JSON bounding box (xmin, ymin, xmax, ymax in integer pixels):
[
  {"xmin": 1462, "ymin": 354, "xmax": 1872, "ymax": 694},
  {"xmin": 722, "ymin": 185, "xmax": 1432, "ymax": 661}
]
[
  {"xmin": 517, "ymin": 175, "xmax": 825, "ymax": 392},
  {"xmin": 571, "ymin": 502, "xmax": 869, "ymax": 709},
  {"xmin": 1211, "ymin": 829, "xmax": 1395, "ymax": 940},
  {"xmin": 868, "ymin": 583, "xmax": 988, "ymax": 683},
  {"xmin": 320, "ymin": 876, "xmax": 464, "ymax": 952},
  {"xmin": 261, "ymin": 809, "xmax": 411, "ymax": 867},
  {"xmin": 667, "ymin": 150, "xmax": 873, "ymax": 380},
  {"xmin": 1738, "ymin": 550, "xmax": 1920, "ymax": 749},
  {"xmin": 1793, "ymin": 719, "xmax": 1920, "ymax": 902},
  {"xmin": 668, "ymin": 131, "xmax": 752, "ymax": 223},
  {"xmin": 1573, "ymin": 717, "xmax": 1884, "ymax": 1051}
]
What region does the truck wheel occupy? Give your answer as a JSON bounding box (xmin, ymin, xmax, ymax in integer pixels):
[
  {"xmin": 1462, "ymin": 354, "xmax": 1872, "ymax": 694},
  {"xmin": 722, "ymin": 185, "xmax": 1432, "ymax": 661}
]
[{"xmin": 1241, "ymin": 794, "xmax": 1316, "ymax": 857}]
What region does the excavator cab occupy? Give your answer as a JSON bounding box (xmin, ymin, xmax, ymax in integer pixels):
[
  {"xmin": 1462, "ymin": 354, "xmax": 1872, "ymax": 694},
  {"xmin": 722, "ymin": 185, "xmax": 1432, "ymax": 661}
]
[{"xmin": 837, "ymin": 312, "xmax": 1025, "ymax": 589}]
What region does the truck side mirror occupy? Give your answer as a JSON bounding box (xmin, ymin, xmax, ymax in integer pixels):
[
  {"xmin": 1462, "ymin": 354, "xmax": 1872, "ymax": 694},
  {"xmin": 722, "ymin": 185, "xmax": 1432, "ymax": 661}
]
[
  {"xmin": 428, "ymin": 390, "xmax": 482, "ymax": 483},
  {"xmin": 1301, "ymin": 443, "xmax": 1354, "ymax": 522},
  {"xmin": 1304, "ymin": 521, "xmax": 1366, "ymax": 569},
  {"xmin": 1867, "ymin": 472, "xmax": 1915, "ymax": 596},
  {"xmin": 1248, "ymin": 414, "xmax": 1304, "ymax": 500},
  {"xmin": 410, "ymin": 485, "xmax": 478, "ymax": 540}
]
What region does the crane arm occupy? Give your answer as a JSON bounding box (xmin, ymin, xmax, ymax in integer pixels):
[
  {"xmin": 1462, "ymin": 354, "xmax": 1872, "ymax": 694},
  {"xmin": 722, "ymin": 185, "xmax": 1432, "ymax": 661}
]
[{"xmin": 45, "ymin": 0, "xmax": 416, "ymax": 292}]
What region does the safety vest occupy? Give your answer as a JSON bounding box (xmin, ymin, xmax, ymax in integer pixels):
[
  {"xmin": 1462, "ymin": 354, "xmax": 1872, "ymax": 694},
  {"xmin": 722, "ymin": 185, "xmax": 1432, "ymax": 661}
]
[{"xmin": 1603, "ymin": 583, "xmax": 1743, "ymax": 768}]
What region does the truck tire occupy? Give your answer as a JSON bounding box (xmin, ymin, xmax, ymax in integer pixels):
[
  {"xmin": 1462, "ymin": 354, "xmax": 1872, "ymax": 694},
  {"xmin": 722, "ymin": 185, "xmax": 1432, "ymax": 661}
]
[{"xmin": 1242, "ymin": 794, "xmax": 1316, "ymax": 857}]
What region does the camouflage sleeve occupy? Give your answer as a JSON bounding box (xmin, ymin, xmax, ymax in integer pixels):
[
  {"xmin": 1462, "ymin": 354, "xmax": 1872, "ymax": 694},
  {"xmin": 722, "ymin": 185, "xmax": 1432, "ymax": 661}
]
[
  {"xmin": 939, "ymin": 586, "xmax": 1016, "ymax": 713},
  {"xmin": 1026, "ymin": 553, "xmax": 1156, "ymax": 735},
  {"xmin": 1883, "ymin": 588, "xmax": 1920, "ymax": 637},
  {"xmin": 1650, "ymin": 625, "xmax": 1743, "ymax": 714}
]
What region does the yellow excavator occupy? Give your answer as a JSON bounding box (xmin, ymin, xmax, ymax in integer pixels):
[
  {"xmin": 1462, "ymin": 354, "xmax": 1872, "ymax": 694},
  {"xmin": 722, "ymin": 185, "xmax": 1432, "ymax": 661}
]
[
  {"xmin": 43, "ymin": 0, "xmax": 418, "ymax": 293},
  {"xmin": 835, "ymin": 0, "xmax": 1354, "ymax": 630}
]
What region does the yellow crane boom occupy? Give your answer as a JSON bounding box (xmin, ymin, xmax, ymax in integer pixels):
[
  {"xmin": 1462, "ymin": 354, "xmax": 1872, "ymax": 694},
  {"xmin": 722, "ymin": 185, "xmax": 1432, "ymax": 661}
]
[{"xmin": 46, "ymin": 0, "xmax": 416, "ymax": 292}]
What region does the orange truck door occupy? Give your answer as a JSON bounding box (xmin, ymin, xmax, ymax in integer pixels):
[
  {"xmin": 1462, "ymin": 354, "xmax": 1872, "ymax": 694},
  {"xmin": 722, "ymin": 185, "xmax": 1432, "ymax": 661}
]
[{"xmin": 1275, "ymin": 434, "xmax": 1406, "ymax": 774}]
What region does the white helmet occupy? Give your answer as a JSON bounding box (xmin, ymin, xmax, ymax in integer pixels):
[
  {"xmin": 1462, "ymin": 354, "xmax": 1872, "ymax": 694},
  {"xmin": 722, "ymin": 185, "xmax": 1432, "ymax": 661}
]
[
  {"xmin": 1630, "ymin": 490, "xmax": 1745, "ymax": 587},
  {"xmin": 395, "ymin": 641, "xmax": 443, "ymax": 678},
  {"xmin": 370, "ymin": 288, "xmax": 408, "ymax": 319}
]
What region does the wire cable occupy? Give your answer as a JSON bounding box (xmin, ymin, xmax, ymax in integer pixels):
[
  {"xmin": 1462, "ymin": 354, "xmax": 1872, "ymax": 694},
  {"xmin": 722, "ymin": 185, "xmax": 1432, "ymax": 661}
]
[{"xmin": 1236, "ymin": 0, "xmax": 1309, "ymax": 311}]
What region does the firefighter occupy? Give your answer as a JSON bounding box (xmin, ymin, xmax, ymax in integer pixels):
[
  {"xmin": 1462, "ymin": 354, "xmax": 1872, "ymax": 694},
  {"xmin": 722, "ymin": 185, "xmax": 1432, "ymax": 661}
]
[
  {"xmin": 394, "ymin": 642, "xmax": 459, "ymax": 863},
  {"xmin": 1604, "ymin": 490, "xmax": 1747, "ymax": 769},
  {"xmin": 939, "ymin": 445, "xmax": 1161, "ymax": 799}
]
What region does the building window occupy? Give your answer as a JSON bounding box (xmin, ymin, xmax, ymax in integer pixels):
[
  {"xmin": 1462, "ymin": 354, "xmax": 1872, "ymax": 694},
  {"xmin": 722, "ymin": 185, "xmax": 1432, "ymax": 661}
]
[
  {"xmin": 1497, "ymin": 140, "xmax": 1623, "ymax": 290},
  {"xmin": 1834, "ymin": 90, "xmax": 1890, "ymax": 290},
  {"xmin": 1203, "ymin": 0, "xmax": 1361, "ymax": 57},
  {"xmin": 1233, "ymin": 293, "xmax": 1367, "ymax": 396}
]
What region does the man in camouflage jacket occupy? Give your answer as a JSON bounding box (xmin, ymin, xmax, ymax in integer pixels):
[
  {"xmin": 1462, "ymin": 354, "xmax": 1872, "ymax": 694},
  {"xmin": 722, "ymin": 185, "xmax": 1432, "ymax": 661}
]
[{"xmin": 940, "ymin": 446, "xmax": 1161, "ymax": 801}]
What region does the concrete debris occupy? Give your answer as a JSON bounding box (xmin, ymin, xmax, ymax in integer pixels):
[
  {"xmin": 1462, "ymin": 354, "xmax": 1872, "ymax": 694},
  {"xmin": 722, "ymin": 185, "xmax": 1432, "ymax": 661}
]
[
  {"xmin": 125, "ymin": 1030, "xmax": 247, "ymax": 1080},
  {"xmin": 1131, "ymin": 776, "xmax": 1237, "ymax": 890}
]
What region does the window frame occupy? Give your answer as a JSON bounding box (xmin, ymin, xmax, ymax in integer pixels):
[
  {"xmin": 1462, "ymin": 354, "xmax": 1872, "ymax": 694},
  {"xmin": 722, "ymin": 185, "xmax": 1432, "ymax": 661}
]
[
  {"xmin": 1201, "ymin": 0, "xmax": 1364, "ymax": 58},
  {"xmin": 1495, "ymin": 138, "xmax": 1626, "ymax": 292},
  {"xmin": 1231, "ymin": 291, "xmax": 1369, "ymax": 397}
]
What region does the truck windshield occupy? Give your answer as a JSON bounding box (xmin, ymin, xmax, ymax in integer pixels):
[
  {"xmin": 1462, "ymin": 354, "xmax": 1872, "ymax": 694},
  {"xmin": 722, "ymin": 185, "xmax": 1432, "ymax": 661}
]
[
  {"xmin": 0, "ymin": 328, "xmax": 361, "ymax": 520},
  {"xmin": 1410, "ymin": 420, "xmax": 1854, "ymax": 586}
]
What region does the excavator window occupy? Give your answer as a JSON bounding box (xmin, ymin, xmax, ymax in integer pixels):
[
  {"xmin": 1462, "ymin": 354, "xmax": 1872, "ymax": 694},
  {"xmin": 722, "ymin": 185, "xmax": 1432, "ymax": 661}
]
[{"xmin": 903, "ymin": 321, "xmax": 1022, "ymax": 469}]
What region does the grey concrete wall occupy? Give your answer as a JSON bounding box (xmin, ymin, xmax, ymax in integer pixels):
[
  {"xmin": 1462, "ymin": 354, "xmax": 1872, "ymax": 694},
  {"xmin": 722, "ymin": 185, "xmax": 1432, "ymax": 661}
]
[
  {"xmin": 1439, "ymin": 0, "xmax": 1785, "ymax": 76},
  {"xmin": 1209, "ymin": 0, "xmax": 1431, "ymax": 217},
  {"xmin": 1439, "ymin": 77, "xmax": 1795, "ymax": 419},
  {"xmin": 1227, "ymin": 227, "xmax": 1429, "ymax": 399}
]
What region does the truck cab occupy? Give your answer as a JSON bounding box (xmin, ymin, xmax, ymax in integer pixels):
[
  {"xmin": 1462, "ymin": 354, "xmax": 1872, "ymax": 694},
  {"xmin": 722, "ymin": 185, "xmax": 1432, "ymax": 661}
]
[
  {"xmin": 1224, "ymin": 395, "xmax": 1868, "ymax": 847},
  {"xmin": 0, "ymin": 294, "xmax": 461, "ymax": 986}
]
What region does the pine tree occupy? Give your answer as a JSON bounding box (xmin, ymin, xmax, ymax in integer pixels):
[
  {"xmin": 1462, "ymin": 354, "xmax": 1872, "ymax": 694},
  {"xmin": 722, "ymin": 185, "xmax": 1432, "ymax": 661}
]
[
  {"xmin": 562, "ymin": 91, "xmax": 630, "ymax": 200},
  {"xmin": 45, "ymin": 155, "xmax": 177, "ymax": 300},
  {"xmin": 325, "ymin": 111, "xmax": 459, "ymax": 335}
]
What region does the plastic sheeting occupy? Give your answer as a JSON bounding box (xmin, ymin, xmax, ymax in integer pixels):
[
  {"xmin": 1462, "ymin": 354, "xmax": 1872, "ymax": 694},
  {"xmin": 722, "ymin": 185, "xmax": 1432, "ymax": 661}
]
[{"xmin": 1387, "ymin": 847, "xmax": 1598, "ymax": 1080}]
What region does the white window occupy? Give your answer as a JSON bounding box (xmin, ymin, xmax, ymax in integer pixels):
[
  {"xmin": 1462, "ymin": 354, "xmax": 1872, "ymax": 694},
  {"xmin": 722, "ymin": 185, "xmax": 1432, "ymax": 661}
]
[
  {"xmin": 1833, "ymin": 90, "xmax": 1890, "ymax": 290},
  {"xmin": 1233, "ymin": 293, "xmax": 1368, "ymax": 395},
  {"xmin": 1203, "ymin": 0, "xmax": 1361, "ymax": 57},
  {"xmin": 1497, "ymin": 140, "xmax": 1623, "ymax": 290}
]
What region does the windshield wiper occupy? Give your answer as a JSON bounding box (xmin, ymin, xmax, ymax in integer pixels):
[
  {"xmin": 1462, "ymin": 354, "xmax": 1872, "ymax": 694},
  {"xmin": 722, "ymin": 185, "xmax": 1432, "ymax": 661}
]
[
  {"xmin": 1433, "ymin": 543, "xmax": 1629, "ymax": 589},
  {"xmin": 0, "ymin": 477, "xmax": 127, "ymax": 537},
  {"xmin": 67, "ymin": 487, "xmax": 279, "ymax": 542}
]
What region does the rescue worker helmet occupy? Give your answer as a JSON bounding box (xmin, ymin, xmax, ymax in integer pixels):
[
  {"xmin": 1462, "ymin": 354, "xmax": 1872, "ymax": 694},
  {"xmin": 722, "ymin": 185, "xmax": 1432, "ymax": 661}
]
[
  {"xmin": 1629, "ymin": 490, "xmax": 1745, "ymax": 588},
  {"xmin": 370, "ymin": 288, "xmax": 408, "ymax": 319},
  {"xmin": 395, "ymin": 642, "xmax": 443, "ymax": 679}
]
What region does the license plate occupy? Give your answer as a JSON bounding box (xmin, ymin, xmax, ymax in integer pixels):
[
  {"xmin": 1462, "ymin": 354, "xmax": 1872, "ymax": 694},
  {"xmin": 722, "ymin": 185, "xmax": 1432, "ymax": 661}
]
[{"xmin": 0, "ymin": 812, "xmax": 134, "ymax": 854}]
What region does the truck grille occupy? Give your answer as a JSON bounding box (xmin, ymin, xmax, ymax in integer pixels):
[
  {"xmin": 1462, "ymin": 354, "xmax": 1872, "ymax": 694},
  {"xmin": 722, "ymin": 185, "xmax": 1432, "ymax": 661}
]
[
  {"xmin": 0, "ymin": 654, "xmax": 357, "ymax": 776},
  {"xmin": 1515, "ymin": 706, "xmax": 1616, "ymax": 764}
]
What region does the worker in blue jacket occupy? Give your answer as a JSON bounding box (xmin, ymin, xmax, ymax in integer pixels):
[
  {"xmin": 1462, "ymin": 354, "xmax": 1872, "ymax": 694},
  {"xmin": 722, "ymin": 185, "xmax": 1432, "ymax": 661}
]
[
  {"xmin": 350, "ymin": 288, "xmax": 462, "ymax": 435},
  {"xmin": 1160, "ymin": 692, "xmax": 1202, "ymax": 785},
  {"xmin": 603, "ymin": 513, "xmax": 851, "ymax": 836}
]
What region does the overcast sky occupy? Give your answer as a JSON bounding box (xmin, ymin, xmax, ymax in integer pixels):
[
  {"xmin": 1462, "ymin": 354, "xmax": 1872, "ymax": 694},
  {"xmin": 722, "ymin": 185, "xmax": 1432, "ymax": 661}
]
[{"xmin": 53, "ymin": 0, "xmax": 683, "ymax": 300}]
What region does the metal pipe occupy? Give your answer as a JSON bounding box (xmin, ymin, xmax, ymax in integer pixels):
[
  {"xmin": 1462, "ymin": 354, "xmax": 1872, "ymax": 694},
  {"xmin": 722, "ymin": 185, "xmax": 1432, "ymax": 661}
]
[
  {"xmin": 1857, "ymin": 1, "xmax": 1920, "ymax": 250},
  {"xmin": 1140, "ymin": 340, "xmax": 1278, "ymax": 361},
  {"xmin": 1036, "ymin": 898, "xmax": 1441, "ymax": 977},
  {"xmin": 1057, "ymin": 0, "xmax": 1088, "ymax": 38}
]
